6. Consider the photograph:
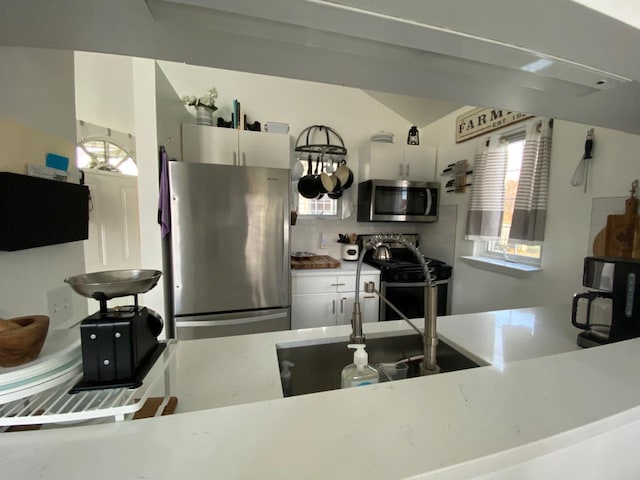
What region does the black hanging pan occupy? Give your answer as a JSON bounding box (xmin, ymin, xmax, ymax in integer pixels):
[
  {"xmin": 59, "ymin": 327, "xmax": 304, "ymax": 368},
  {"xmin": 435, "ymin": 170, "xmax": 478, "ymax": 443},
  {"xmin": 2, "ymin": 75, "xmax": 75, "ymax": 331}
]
[{"xmin": 298, "ymin": 155, "xmax": 320, "ymax": 199}]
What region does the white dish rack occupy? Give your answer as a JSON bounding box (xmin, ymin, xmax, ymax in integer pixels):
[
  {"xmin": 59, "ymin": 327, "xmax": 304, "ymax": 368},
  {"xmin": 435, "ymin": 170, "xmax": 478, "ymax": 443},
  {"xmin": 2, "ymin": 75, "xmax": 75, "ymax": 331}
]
[{"xmin": 0, "ymin": 340, "xmax": 177, "ymax": 430}]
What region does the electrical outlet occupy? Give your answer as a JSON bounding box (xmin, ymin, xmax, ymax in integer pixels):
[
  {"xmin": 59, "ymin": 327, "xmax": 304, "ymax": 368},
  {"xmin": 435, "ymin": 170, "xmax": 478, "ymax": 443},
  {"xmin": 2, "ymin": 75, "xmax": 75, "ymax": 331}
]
[
  {"xmin": 47, "ymin": 285, "xmax": 74, "ymax": 325},
  {"xmin": 320, "ymin": 233, "xmax": 328, "ymax": 249}
]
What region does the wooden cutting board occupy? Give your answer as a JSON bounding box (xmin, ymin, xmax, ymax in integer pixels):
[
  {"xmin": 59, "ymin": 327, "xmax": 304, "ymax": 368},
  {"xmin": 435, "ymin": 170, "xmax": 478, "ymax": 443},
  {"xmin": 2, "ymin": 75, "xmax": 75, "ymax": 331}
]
[
  {"xmin": 593, "ymin": 227, "xmax": 606, "ymax": 256},
  {"xmin": 291, "ymin": 255, "xmax": 341, "ymax": 269},
  {"xmin": 604, "ymin": 190, "xmax": 639, "ymax": 258},
  {"xmin": 634, "ymin": 219, "xmax": 640, "ymax": 259}
]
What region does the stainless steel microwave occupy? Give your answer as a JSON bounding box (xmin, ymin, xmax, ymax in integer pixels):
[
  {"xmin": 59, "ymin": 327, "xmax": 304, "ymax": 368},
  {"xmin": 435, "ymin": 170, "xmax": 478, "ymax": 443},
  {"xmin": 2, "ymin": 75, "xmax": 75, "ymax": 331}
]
[{"xmin": 357, "ymin": 179, "xmax": 439, "ymax": 222}]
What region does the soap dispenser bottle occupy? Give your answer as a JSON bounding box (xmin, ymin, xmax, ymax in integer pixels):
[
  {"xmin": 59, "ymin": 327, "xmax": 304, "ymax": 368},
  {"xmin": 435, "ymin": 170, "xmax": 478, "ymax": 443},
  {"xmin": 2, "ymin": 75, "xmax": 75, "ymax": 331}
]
[
  {"xmin": 341, "ymin": 344, "xmax": 379, "ymax": 388},
  {"xmin": 280, "ymin": 360, "xmax": 295, "ymax": 397}
]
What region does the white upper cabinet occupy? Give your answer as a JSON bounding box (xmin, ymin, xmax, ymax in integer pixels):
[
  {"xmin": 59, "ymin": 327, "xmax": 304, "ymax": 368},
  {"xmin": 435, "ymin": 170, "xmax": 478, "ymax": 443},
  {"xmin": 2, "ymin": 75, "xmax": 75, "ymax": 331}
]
[
  {"xmin": 181, "ymin": 124, "xmax": 290, "ymax": 169},
  {"xmin": 359, "ymin": 141, "xmax": 437, "ymax": 182},
  {"xmin": 238, "ymin": 130, "xmax": 290, "ymax": 168}
]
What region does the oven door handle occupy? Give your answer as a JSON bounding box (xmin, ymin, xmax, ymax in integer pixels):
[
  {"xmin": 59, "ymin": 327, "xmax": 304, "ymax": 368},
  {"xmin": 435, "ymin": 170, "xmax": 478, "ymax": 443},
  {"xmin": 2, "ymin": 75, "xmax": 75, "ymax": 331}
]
[{"xmin": 424, "ymin": 188, "xmax": 432, "ymax": 215}]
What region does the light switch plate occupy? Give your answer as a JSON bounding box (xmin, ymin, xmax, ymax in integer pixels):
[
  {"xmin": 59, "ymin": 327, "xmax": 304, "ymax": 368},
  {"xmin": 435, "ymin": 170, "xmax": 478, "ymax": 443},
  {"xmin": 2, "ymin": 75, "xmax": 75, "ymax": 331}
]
[{"xmin": 320, "ymin": 233, "xmax": 328, "ymax": 249}]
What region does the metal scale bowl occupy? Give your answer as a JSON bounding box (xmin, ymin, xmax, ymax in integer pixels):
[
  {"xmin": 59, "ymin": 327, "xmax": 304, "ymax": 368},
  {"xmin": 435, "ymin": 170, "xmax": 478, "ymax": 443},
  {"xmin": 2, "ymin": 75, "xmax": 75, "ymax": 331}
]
[
  {"xmin": 65, "ymin": 269, "xmax": 162, "ymax": 312},
  {"xmin": 64, "ymin": 269, "xmax": 165, "ymax": 393}
]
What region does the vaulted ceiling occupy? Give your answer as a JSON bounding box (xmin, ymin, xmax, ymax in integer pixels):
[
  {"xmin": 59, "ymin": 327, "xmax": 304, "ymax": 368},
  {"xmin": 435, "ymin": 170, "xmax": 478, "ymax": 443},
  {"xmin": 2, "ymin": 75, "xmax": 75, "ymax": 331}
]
[{"xmin": 2, "ymin": 0, "xmax": 640, "ymax": 133}]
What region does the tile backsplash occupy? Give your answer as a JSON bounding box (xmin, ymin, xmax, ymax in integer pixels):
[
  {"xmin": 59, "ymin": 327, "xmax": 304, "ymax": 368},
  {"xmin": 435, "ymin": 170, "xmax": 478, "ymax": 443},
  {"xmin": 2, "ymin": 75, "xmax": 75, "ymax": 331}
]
[
  {"xmin": 415, "ymin": 204, "xmax": 458, "ymax": 265},
  {"xmin": 291, "ymin": 217, "xmax": 417, "ymax": 260},
  {"xmin": 291, "ymin": 204, "xmax": 458, "ymax": 265}
]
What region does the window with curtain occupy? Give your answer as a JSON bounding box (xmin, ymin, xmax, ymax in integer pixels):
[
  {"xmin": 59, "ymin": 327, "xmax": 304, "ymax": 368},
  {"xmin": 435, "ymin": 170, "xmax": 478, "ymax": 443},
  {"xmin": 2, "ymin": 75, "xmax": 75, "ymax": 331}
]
[{"xmin": 465, "ymin": 119, "xmax": 553, "ymax": 265}]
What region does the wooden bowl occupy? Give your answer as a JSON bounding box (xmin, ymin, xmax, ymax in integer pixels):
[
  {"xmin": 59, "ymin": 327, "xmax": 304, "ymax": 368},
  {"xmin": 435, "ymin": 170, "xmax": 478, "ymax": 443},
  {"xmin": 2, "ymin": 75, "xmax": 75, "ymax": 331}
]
[{"xmin": 0, "ymin": 316, "xmax": 50, "ymax": 367}]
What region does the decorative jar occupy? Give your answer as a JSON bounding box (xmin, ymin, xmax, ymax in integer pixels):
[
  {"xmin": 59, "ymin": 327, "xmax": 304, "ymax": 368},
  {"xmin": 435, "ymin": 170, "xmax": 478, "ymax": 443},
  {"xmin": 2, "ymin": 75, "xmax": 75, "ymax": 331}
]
[{"xmin": 196, "ymin": 106, "xmax": 214, "ymax": 126}]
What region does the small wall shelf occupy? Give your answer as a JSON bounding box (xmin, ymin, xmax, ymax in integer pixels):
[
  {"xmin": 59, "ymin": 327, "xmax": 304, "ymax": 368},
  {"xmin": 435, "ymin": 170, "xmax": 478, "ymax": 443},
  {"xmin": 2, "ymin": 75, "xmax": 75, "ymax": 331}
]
[{"xmin": 0, "ymin": 340, "xmax": 177, "ymax": 430}]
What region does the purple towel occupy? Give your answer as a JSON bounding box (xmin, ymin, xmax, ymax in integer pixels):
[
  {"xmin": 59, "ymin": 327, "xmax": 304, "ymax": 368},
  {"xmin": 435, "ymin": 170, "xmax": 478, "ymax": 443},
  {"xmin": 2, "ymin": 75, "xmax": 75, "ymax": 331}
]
[{"xmin": 158, "ymin": 148, "xmax": 171, "ymax": 238}]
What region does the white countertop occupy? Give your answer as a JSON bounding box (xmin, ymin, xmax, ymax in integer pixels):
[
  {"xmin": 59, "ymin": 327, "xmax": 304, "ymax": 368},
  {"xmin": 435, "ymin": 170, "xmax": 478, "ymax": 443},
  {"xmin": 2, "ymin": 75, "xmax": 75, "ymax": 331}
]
[
  {"xmin": 291, "ymin": 262, "xmax": 380, "ymax": 276},
  {"xmin": 3, "ymin": 305, "xmax": 640, "ymax": 479}
]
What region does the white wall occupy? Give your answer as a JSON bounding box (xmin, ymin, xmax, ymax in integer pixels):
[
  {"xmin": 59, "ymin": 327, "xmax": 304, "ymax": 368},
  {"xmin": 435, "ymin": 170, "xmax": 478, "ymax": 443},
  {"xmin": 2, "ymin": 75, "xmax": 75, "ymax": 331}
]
[
  {"xmin": 155, "ymin": 64, "xmax": 192, "ymax": 162},
  {"xmin": 422, "ymin": 107, "xmax": 640, "ymax": 314},
  {"xmin": 0, "ymin": 46, "xmax": 87, "ymax": 324},
  {"xmin": 132, "ymin": 58, "xmax": 163, "ymax": 317},
  {"xmin": 0, "ymin": 47, "xmax": 77, "ymax": 143},
  {"xmin": 74, "ymin": 51, "xmax": 135, "ymax": 135}
]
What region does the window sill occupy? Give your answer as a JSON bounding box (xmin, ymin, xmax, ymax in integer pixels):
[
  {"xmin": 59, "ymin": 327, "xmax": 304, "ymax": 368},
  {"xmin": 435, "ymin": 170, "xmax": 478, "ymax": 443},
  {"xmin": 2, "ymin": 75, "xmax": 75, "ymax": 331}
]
[{"xmin": 460, "ymin": 256, "xmax": 542, "ymax": 278}]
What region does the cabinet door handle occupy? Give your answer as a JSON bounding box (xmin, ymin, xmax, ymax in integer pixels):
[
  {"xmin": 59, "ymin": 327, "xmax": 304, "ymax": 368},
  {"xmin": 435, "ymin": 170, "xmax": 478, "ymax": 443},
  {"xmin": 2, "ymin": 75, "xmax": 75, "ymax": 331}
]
[
  {"xmin": 364, "ymin": 295, "xmax": 375, "ymax": 299},
  {"xmin": 330, "ymin": 283, "xmax": 346, "ymax": 287},
  {"xmin": 233, "ymin": 151, "xmax": 237, "ymax": 166},
  {"xmin": 332, "ymin": 299, "xmax": 336, "ymax": 314},
  {"xmin": 405, "ymin": 163, "xmax": 410, "ymax": 177},
  {"xmin": 340, "ymin": 297, "xmax": 345, "ymax": 313},
  {"xmin": 398, "ymin": 164, "xmax": 403, "ymax": 177},
  {"xmin": 242, "ymin": 152, "xmax": 247, "ymax": 166}
]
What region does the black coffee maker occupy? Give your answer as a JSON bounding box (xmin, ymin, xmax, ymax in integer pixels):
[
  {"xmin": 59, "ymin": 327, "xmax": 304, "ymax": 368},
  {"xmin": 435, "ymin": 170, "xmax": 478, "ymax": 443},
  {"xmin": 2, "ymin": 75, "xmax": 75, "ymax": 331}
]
[{"xmin": 572, "ymin": 256, "xmax": 640, "ymax": 348}]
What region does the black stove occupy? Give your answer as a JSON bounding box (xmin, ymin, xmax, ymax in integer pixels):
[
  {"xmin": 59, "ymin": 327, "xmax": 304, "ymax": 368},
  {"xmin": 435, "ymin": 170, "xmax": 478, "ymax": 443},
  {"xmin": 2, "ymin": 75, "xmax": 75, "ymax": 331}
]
[
  {"xmin": 365, "ymin": 251, "xmax": 451, "ymax": 282},
  {"xmin": 358, "ymin": 234, "xmax": 452, "ymax": 282},
  {"xmin": 358, "ymin": 234, "xmax": 452, "ymax": 318}
]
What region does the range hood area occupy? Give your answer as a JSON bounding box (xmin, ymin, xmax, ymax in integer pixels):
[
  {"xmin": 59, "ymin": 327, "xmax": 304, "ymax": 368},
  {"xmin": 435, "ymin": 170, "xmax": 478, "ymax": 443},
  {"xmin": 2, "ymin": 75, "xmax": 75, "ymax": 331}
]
[{"xmin": 2, "ymin": 1, "xmax": 640, "ymax": 133}]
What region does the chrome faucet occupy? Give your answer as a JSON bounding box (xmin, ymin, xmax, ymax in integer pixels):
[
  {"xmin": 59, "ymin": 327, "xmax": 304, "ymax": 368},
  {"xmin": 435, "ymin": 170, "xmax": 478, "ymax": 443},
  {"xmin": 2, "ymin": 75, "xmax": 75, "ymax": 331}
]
[{"xmin": 351, "ymin": 234, "xmax": 440, "ymax": 376}]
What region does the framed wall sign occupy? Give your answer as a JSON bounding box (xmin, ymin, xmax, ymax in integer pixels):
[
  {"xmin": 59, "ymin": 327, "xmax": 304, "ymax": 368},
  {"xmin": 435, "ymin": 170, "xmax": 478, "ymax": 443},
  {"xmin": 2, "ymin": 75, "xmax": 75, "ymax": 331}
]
[{"xmin": 456, "ymin": 107, "xmax": 532, "ymax": 143}]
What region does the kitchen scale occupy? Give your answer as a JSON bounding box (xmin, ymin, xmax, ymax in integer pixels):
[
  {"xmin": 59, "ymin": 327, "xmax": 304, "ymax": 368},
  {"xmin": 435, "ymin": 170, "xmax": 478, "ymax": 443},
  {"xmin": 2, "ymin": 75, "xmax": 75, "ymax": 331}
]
[{"xmin": 65, "ymin": 269, "xmax": 166, "ymax": 393}]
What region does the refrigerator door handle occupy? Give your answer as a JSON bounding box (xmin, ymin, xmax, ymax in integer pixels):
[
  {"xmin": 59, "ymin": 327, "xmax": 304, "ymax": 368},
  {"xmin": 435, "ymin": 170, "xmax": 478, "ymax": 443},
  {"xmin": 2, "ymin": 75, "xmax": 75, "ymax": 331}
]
[{"xmin": 176, "ymin": 311, "xmax": 289, "ymax": 328}]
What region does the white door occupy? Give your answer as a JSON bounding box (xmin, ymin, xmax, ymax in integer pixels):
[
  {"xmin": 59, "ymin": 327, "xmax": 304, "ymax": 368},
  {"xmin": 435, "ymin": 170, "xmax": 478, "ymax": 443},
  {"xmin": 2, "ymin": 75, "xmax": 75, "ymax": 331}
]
[
  {"xmin": 337, "ymin": 292, "xmax": 356, "ymax": 326},
  {"xmin": 291, "ymin": 293, "xmax": 337, "ymax": 329},
  {"xmin": 83, "ymin": 170, "xmax": 141, "ymax": 273},
  {"xmin": 368, "ymin": 142, "xmax": 404, "ymax": 180},
  {"xmin": 404, "ymin": 144, "xmax": 437, "ymax": 181},
  {"xmin": 337, "ymin": 292, "xmax": 379, "ymax": 325},
  {"xmin": 238, "ymin": 130, "xmax": 290, "ymax": 168},
  {"xmin": 362, "ymin": 293, "xmax": 379, "ymax": 323}
]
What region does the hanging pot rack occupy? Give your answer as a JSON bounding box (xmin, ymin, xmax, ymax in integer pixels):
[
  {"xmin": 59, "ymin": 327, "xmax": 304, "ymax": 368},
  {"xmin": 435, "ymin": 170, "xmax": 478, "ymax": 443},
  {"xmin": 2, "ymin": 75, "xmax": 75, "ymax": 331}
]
[{"xmin": 294, "ymin": 125, "xmax": 348, "ymax": 156}]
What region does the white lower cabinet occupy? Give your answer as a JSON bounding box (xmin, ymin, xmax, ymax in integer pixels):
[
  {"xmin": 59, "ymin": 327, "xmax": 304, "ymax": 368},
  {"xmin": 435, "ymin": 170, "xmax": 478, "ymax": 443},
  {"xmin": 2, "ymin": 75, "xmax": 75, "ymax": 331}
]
[{"xmin": 291, "ymin": 273, "xmax": 380, "ymax": 330}]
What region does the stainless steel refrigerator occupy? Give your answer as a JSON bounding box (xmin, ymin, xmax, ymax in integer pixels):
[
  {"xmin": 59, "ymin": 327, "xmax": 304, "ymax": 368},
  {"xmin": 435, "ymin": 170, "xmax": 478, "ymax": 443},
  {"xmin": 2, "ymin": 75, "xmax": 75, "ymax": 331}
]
[{"xmin": 164, "ymin": 162, "xmax": 290, "ymax": 340}]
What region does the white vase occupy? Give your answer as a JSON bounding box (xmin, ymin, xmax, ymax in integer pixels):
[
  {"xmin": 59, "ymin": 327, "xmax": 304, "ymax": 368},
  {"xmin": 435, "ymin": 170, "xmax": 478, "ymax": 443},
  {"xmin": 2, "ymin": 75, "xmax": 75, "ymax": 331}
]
[{"xmin": 196, "ymin": 106, "xmax": 213, "ymax": 126}]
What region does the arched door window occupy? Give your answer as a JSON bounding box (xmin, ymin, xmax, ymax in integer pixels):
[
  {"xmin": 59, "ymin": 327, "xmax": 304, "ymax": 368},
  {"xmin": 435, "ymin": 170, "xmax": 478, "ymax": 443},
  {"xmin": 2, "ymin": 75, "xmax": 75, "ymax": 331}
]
[{"xmin": 77, "ymin": 139, "xmax": 138, "ymax": 176}]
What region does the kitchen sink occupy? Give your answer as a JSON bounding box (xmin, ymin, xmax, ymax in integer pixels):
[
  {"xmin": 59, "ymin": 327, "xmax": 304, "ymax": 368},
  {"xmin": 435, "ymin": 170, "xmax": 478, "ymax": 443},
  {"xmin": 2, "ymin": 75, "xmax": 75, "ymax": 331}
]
[{"xmin": 276, "ymin": 334, "xmax": 481, "ymax": 397}]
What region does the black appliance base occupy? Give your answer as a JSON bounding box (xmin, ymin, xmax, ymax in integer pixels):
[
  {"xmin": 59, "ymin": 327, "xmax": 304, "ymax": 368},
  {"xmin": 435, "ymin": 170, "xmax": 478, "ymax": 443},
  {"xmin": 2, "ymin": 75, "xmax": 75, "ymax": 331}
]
[
  {"xmin": 69, "ymin": 342, "xmax": 167, "ymax": 393},
  {"xmin": 576, "ymin": 331, "xmax": 609, "ymax": 348}
]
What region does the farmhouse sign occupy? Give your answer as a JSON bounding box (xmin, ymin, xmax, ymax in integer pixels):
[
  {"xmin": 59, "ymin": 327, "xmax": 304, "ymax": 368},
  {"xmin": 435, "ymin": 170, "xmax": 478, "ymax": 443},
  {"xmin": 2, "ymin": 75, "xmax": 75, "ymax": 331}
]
[{"xmin": 456, "ymin": 107, "xmax": 532, "ymax": 143}]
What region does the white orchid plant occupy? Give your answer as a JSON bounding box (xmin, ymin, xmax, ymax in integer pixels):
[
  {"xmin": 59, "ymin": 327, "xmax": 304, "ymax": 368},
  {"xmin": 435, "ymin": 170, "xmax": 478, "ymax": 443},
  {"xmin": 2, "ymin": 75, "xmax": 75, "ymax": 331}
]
[{"xmin": 182, "ymin": 87, "xmax": 218, "ymax": 111}]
